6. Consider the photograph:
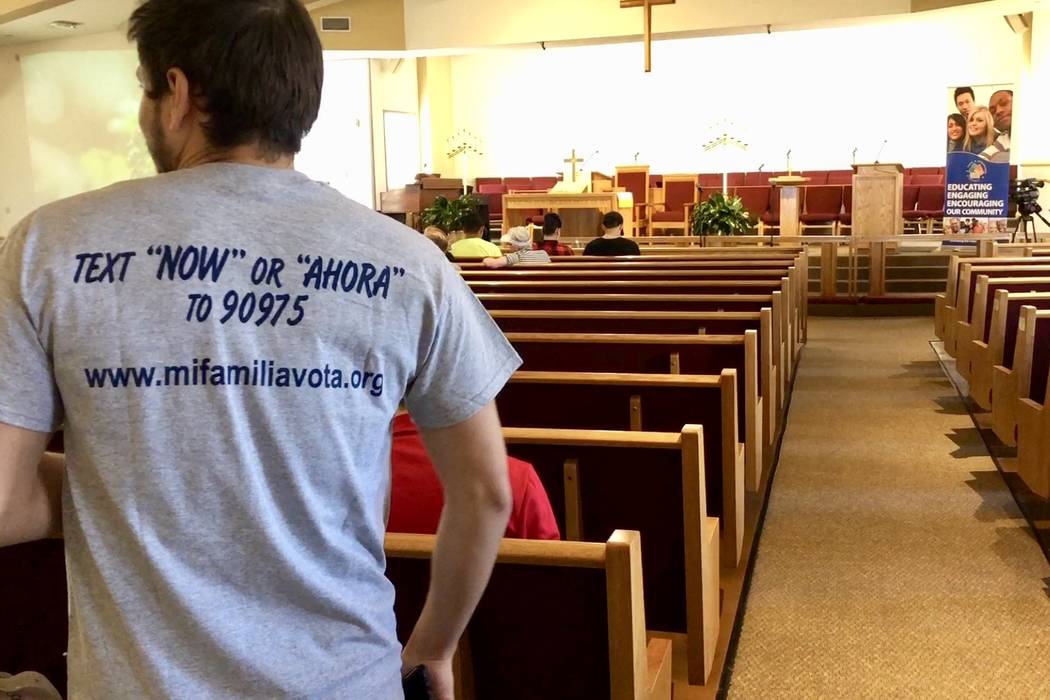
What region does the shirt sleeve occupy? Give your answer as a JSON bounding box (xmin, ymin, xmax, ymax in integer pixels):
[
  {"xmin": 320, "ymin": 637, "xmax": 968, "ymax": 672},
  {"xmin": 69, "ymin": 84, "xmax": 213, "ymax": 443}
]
[
  {"xmin": 404, "ymin": 260, "xmax": 521, "ymax": 429},
  {"xmin": 503, "ymin": 252, "xmax": 521, "ymax": 267},
  {"xmin": 0, "ymin": 218, "xmax": 63, "ymax": 432}
]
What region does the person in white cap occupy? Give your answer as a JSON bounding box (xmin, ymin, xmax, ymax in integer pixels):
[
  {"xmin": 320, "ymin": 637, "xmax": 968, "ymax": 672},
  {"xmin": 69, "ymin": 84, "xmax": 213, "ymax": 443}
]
[{"xmin": 483, "ymin": 226, "xmax": 552, "ymax": 268}]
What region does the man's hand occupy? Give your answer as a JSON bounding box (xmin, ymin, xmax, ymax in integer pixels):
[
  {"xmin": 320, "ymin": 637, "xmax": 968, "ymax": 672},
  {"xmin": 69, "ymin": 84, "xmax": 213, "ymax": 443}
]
[
  {"xmin": 0, "ymin": 422, "xmax": 63, "ymax": 547},
  {"xmin": 402, "ymin": 402, "xmax": 512, "ymax": 692}
]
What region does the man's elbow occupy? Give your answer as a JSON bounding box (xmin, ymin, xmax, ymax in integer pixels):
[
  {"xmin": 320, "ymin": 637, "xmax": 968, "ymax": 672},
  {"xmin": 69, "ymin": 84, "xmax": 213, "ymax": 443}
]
[{"xmin": 450, "ymin": 471, "xmax": 513, "ymax": 523}]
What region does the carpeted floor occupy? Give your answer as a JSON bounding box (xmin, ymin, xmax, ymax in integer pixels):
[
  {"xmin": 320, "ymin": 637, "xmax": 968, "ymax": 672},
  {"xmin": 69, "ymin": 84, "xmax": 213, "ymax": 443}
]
[{"xmin": 726, "ymin": 316, "xmax": 1050, "ymax": 699}]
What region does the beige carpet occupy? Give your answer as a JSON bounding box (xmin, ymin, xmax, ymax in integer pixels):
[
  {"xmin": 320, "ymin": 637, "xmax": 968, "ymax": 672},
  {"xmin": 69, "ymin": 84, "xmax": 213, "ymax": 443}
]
[{"xmin": 727, "ymin": 316, "xmax": 1050, "ymax": 699}]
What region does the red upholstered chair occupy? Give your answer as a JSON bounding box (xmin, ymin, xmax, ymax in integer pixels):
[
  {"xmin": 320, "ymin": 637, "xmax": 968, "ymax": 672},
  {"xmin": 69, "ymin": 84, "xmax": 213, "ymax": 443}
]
[
  {"xmin": 744, "ymin": 172, "xmax": 770, "ymax": 186},
  {"xmin": 733, "ymin": 186, "xmax": 772, "ymax": 229},
  {"xmin": 800, "ymin": 185, "xmax": 844, "ymax": 235},
  {"xmin": 827, "ymin": 170, "xmax": 853, "ymax": 185},
  {"xmin": 478, "ymin": 184, "xmax": 508, "ymax": 224},
  {"xmin": 904, "ymin": 186, "xmax": 945, "ymax": 233},
  {"xmin": 475, "ymin": 177, "xmax": 503, "ymax": 187},
  {"xmin": 615, "ymin": 165, "xmax": 651, "ymax": 236},
  {"xmin": 699, "ymin": 187, "xmax": 724, "ymax": 203},
  {"xmin": 650, "ymin": 174, "xmax": 664, "ymax": 188},
  {"xmin": 839, "ymin": 185, "xmax": 853, "ymax": 231},
  {"xmin": 650, "ymin": 174, "xmax": 698, "ymax": 236},
  {"xmin": 504, "ymin": 177, "xmax": 533, "ymax": 189},
  {"xmin": 761, "ymin": 186, "xmax": 792, "ymax": 233},
  {"xmin": 910, "ymin": 166, "xmax": 941, "ymax": 176},
  {"xmin": 531, "ymin": 177, "xmax": 559, "ymax": 190},
  {"xmin": 909, "ymin": 173, "xmax": 943, "ymax": 186},
  {"xmin": 727, "ymin": 172, "xmax": 746, "ymax": 187},
  {"xmin": 804, "ymin": 171, "xmax": 831, "ymax": 185}
]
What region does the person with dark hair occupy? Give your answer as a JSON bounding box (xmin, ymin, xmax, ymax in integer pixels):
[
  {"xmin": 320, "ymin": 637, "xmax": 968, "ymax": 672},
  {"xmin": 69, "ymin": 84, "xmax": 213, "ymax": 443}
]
[
  {"xmin": 583, "ymin": 211, "xmax": 641, "ymax": 256},
  {"xmin": 0, "ymin": 1, "xmax": 520, "ymax": 698},
  {"xmin": 954, "ymin": 86, "xmax": 975, "ymax": 120},
  {"xmin": 449, "ymin": 210, "xmax": 501, "ymax": 258},
  {"xmin": 539, "ymin": 212, "xmax": 574, "ymax": 256},
  {"xmin": 984, "ymin": 89, "xmax": 1013, "ymax": 162},
  {"xmin": 947, "ymin": 113, "xmax": 966, "ymax": 152}
]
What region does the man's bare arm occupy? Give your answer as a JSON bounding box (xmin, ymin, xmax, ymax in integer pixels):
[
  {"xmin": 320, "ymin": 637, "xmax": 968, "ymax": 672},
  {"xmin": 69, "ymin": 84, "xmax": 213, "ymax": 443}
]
[
  {"xmin": 401, "ymin": 401, "xmax": 512, "ymax": 681},
  {"xmin": 0, "ymin": 422, "xmax": 63, "ymax": 547}
]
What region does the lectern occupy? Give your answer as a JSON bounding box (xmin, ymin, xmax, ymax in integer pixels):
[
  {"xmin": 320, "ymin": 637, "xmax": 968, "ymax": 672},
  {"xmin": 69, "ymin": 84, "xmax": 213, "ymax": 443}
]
[
  {"xmin": 851, "ymin": 163, "xmax": 904, "ymax": 238},
  {"xmin": 769, "ymin": 175, "xmax": 809, "ymax": 238}
]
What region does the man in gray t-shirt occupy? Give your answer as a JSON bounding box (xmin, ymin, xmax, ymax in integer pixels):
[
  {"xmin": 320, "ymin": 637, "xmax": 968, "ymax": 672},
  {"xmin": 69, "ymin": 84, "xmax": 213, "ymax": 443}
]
[{"xmin": 0, "ymin": 2, "xmax": 520, "ymax": 698}]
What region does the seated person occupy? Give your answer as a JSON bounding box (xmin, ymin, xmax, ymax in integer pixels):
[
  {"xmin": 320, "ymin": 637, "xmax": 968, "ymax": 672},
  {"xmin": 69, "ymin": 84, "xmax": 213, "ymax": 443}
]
[
  {"xmin": 483, "ymin": 226, "xmax": 552, "ymax": 268},
  {"xmin": 538, "ymin": 213, "xmax": 574, "ymax": 256},
  {"xmin": 449, "ymin": 211, "xmax": 501, "ymax": 258},
  {"xmin": 422, "ymin": 225, "xmax": 455, "ymax": 261},
  {"xmin": 388, "ymin": 412, "xmax": 560, "ymax": 540},
  {"xmin": 583, "ymin": 211, "xmax": 641, "ymax": 256}
]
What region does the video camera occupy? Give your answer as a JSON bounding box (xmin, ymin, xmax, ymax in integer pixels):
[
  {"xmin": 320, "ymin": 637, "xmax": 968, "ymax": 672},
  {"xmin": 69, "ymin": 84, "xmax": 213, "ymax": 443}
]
[{"xmin": 1009, "ymin": 178, "xmax": 1045, "ymax": 216}]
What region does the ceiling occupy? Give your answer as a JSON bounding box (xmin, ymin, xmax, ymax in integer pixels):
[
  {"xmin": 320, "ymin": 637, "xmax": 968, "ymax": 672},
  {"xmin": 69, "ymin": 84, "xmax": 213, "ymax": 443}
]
[{"xmin": 0, "ymin": 0, "xmax": 136, "ymax": 47}]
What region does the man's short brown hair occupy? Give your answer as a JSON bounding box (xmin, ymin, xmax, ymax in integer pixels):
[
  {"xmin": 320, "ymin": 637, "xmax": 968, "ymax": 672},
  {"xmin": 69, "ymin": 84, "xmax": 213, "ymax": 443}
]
[{"xmin": 129, "ymin": 0, "xmax": 323, "ymax": 157}]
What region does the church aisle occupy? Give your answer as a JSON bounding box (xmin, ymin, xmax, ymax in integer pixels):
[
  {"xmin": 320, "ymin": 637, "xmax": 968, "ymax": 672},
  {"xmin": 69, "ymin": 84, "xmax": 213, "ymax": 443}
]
[{"xmin": 725, "ymin": 316, "xmax": 1050, "ymax": 698}]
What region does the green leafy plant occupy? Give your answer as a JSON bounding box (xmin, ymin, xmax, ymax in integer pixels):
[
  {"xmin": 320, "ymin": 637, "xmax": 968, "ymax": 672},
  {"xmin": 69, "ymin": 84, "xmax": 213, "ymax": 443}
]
[
  {"xmin": 691, "ymin": 192, "xmax": 753, "ymax": 236},
  {"xmin": 420, "ymin": 193, "xmax": 484, "ymax": 233}
]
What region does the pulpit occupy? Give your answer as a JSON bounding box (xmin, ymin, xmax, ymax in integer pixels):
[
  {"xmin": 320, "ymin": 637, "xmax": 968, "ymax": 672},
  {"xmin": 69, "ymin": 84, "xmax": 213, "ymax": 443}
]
[
  {"xmin": 379, "ymin": 176, "xmax": 464, "ymax": 228},
  {"xmin": 769, "ymin": 175, "xmax": 809, "ymax": 238},
  {"xmin": 851, "ymin": 164, "xmax": 904, "ymax": 238}
]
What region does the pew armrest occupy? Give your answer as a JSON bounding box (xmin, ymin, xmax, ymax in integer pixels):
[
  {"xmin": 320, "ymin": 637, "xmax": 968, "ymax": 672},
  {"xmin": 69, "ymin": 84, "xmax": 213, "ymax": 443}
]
[{"xmin": 645, "ymin": 637, "xmax": 673, "ymax": 700}]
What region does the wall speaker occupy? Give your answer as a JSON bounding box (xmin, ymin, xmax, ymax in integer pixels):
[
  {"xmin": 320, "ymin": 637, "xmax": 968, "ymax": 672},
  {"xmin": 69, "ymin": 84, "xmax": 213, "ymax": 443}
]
[{"xmin": 320, "ymin": 16, "xmax": 351, "ymax": 32}]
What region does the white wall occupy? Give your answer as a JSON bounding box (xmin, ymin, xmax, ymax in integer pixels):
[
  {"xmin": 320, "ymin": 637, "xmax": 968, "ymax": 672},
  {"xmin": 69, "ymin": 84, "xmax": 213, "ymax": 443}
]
[
  {"xmin": 298, "ymin": 55, "xmax": 374, "ymax": 208},
  {"xmin": 403, "ymin": 0, "xmax": 911, "ymax": 50},
  {"xmin": 447, "ymin": 8, "xmax": 1024, "ymax": 179}
]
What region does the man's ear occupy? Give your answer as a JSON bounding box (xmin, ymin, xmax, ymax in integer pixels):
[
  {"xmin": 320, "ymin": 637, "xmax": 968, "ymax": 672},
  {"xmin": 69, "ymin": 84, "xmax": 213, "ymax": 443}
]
[{"xmin": 164, "ymin": 67, "xmax": 193, "ymax": 132}]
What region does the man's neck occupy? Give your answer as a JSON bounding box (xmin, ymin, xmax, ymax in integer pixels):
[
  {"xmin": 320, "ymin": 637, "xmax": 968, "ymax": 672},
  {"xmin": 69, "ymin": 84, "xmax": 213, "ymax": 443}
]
[{"xmin": 178, "ymin": 143, "xmax": 295, "ymax": 171}]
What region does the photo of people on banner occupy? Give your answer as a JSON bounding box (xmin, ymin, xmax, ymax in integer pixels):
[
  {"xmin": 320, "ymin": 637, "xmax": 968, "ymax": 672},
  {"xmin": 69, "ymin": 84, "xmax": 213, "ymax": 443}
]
[{"xmin": 945, "ymin": 83, "xmax": 1014, "ymax": 234}]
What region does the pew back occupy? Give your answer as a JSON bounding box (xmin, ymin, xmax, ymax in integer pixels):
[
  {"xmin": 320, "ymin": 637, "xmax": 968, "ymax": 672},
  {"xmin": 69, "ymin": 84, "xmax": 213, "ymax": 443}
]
[{"xmin": 387, "ymin": 529, "xmax": 672, "ymax": 699}]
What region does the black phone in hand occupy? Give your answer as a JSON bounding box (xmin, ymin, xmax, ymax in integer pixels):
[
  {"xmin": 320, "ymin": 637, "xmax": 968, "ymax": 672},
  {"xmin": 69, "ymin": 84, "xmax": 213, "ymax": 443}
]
[{"xmin": 402, "ymin": 665, "xmax": 432, "ymax": 700}]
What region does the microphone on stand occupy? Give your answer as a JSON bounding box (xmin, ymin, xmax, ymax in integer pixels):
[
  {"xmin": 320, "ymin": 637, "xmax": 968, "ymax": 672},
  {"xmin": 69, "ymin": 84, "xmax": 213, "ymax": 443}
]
[
  {"xmin": 875, "ymin": 139, "xmax": 888, "ymax": 164},
  {"xmin": 786, "ymin": 149, "xmax": 792, "ymax": 175},
  {"xmin": 851, "ymin": 147, "xmax": 858, "ymax": 165},
  {"xmin": 757, "ymin": 163, "xmax": 765, "ymax": 172}
]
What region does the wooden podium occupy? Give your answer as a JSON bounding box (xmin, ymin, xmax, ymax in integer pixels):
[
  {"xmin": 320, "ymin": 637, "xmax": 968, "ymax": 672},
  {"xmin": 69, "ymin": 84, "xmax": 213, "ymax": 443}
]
[
  {"xmin": 851, "ymin": 164, "xmax": 904, "ymax": 238},
  {"xmin": 769, "ymin": 175, "xmax": 809, "ymax": 238}
]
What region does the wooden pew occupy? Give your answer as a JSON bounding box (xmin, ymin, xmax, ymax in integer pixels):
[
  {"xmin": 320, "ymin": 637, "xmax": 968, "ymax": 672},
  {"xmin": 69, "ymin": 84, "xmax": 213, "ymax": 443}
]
[
  {"xmin": 992, "ymin": 306, "xmax": 1050, "ymax": 446},
  {"xmin": 500, "ymin": 427, "xmax": 718, "ymax": 685},
  {"xmin": 956, "ymin": 276, "xmax": 1050, "ymax": 381},
  {"xmin": 472, "ymin": 277, "xmax": 799, "ymax": 368},
  {"xmin": 935, "ymin": 255, "xmax": 1030, "ymax": 340},
  {"xmin": 969, "ymin": 290, "xmax": 1050, "ymax": 410},
  {"xmin": 1014, "ymin": 310, "xmax": 1050, "ymax": 498},
  {"xmin": 503, "ymin": 331, "xmax": 759, "ymax": 564},
  {"xmin": 0, "ymin": 540, "xmax": 67, "ymax": 696},
  {"xmin": 949, "ymin": 264, "xmax": 1050, "ymax": 359},
  {"xmin": 497, "ymin": 368, "xmax": 743, "ymax": 538},
  {"xmin": 387, "ymin": 530, "xmax": 674, "ymax": 699},
  {"xmin": 936, "ymin": 259, "xmax": 1050, "ymax": 350},
  {"xmin": 490, "ymin": 310, "xmax": 783, "ymax": 456},
  {"xmin": 464, "ymin": 260, "xmax": 810, "ymax": 352}
]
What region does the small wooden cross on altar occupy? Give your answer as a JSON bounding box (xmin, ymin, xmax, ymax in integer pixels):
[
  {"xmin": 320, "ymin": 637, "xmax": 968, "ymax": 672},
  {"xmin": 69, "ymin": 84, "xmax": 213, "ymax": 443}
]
[
  {"xmin": 620, "ymin": 0, "xmax": 675, "ymax": 72},
  {"xmin": 563, "ymin": 148, "xmax": 584, "ymax": 182}
]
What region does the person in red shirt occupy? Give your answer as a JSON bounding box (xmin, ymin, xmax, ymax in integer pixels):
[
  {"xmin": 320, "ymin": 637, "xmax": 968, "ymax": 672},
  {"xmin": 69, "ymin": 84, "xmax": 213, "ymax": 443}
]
[
  {"xmin": 389, "ymin": 413, "xmax": 560, "ymax": 540},
  {"xmin": 537, "ymin": 213, "xmax": 575, "ymax": 256}
]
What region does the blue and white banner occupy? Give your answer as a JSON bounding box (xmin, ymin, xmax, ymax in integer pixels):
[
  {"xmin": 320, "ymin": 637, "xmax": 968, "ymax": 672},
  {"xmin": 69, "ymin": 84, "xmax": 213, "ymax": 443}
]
[{"xmin": 944, "ymin": 84, "xmax": 1014, "ymax": 235}]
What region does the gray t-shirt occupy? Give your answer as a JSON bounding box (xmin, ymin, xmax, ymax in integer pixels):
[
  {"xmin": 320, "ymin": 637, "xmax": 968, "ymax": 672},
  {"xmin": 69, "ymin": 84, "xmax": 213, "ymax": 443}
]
[{"xmin": 0, "ymin": 163, "xmax": 521, "ymax": 699}]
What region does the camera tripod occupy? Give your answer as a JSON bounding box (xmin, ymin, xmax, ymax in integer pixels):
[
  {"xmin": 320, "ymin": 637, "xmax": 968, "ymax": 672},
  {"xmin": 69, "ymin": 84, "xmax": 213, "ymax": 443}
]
[{"xmin": 1012, "ymin": 211, "xmax": 1050, "ymax": 243}]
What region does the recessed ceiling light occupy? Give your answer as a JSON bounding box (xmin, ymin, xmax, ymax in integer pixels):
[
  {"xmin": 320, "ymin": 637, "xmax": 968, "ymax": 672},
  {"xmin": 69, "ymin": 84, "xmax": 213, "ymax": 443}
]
[{"xmin": 49, "ymin": 20, "xmax": 84, "ymax": 30}]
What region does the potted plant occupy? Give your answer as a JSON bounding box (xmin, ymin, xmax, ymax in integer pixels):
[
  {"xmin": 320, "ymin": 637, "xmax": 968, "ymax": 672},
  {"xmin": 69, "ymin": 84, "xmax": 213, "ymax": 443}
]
[
  {"xmin": 421, "ymin": 193, "xmax": 485, "ymax": 234},
  {"xmin": 690, "ymin": 192, "xmax": 752, "ymax": 245}
]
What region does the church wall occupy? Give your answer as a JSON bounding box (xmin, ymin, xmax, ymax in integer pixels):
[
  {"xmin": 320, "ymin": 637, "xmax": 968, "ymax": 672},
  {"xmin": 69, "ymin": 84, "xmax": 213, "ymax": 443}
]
[
  {"xmin": 443, "ymin": 8, "xmax": 1024, "ymax": 180},
  {"xmin": 369, "ymin": 57, "xmax": 419, "ymax": 204},
  {"xmin": 310, "ymin": 0, "xmax": 406, "ymax": 52},
  {"xmin": 402, "ymin": 0, "xmax": 911, "ymax": 51}
]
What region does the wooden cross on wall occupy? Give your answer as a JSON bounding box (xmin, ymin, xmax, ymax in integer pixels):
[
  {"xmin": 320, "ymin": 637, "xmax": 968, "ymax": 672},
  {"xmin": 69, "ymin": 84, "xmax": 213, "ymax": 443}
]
[
  {"xmin": 563, "ymin": 148, "xmax": 583, "ymax": 182},
  {"xmin": 620, "ymin": 0, "xmax": 675, "ymax": 72}
]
